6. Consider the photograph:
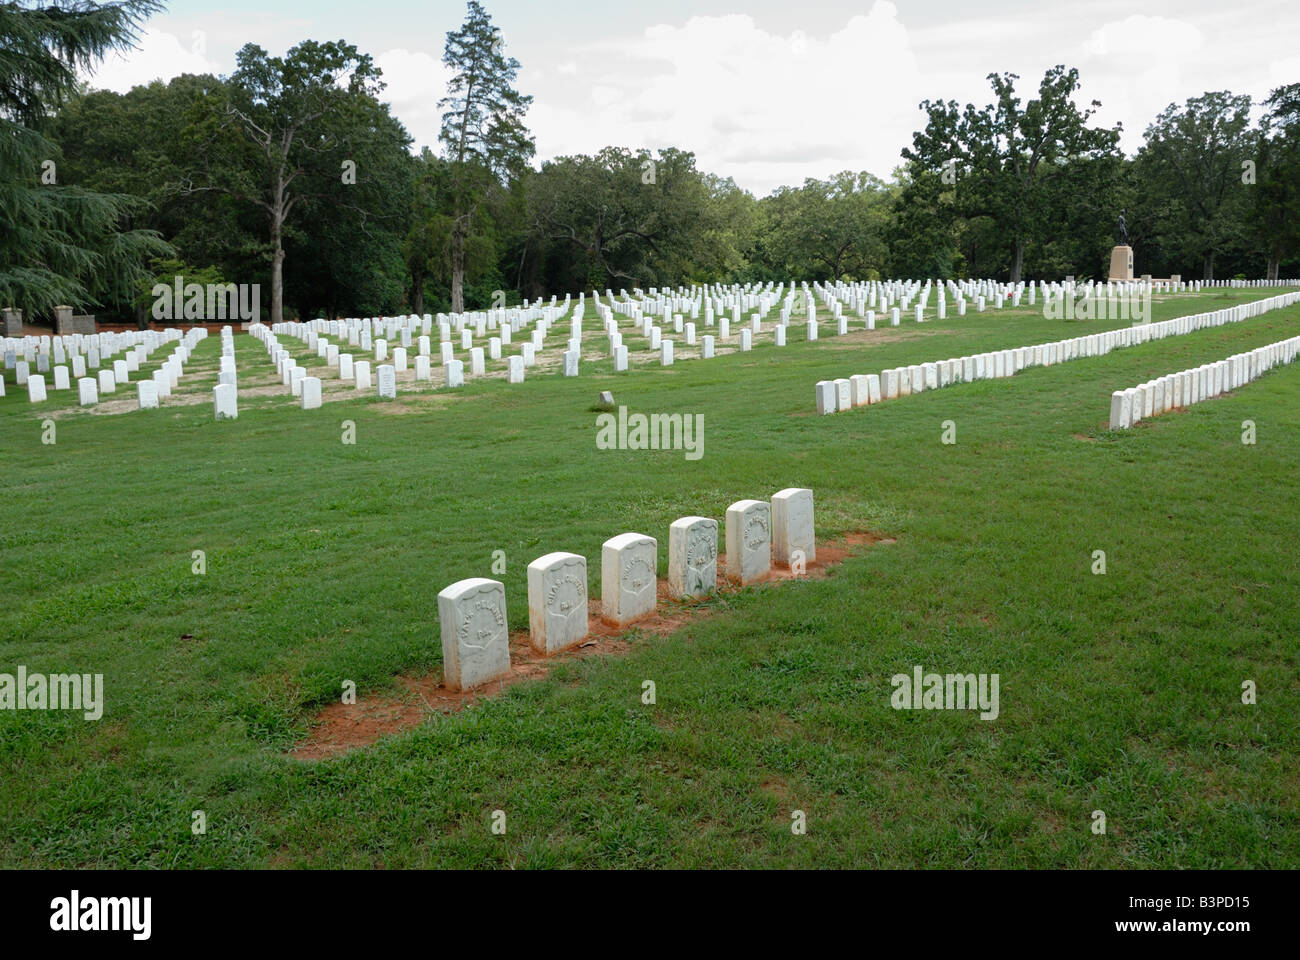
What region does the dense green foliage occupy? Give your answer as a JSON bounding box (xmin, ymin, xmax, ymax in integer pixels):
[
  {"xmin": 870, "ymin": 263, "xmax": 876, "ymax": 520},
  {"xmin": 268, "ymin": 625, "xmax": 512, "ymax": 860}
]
[
  {"xmin": 7, "ymin": 2, "xmax": 1300, "ymax": 324},
  {"xmin": 0, "ymin": 0, "xmax": 172, "ymax": 319}
]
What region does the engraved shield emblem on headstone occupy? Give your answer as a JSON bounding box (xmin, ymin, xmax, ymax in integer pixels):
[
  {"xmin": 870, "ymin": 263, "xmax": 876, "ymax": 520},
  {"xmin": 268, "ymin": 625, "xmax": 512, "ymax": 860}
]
[
  {"xmin": 459, "ymin": 594, "xmax": 505, "ymax": 672},
  {"xmin": 623, "ymin": 546, "xmax": 656, "ymax": 608},
  {"xmin": 545, "ymin": 564, "xmax": 586, "ymax": 634},
  {"xmin": 686, "ymin": 527, "xmax": 717, "ymax": 593},
  {"xmin": 745, "ymin": 509, "xmax": 769, "ymax": 554}
]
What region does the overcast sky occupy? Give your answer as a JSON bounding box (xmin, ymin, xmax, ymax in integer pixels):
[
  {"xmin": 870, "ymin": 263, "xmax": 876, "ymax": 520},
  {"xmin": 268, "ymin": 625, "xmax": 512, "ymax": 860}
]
[{"xmin": 82, "ymin": 0, "xmax": 1300, "ymax": 196}]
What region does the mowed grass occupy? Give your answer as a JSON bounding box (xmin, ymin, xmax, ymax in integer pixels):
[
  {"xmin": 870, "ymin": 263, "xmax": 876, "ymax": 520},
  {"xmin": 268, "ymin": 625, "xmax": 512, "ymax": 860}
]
[{"xmin": 1, "ymin": 287, "xmax": 1298, "ymax": 868}]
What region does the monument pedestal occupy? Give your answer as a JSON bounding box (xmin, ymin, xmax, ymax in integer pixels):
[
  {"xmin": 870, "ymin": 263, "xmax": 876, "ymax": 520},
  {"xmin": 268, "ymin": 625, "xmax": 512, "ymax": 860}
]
[
  {"xmin": 53, "ymin": 305, "xmax": 96, "ymax": 335},
  {"xmin": 1109, "ymin": 245, "xmax": 1134, "ymax": 282}
]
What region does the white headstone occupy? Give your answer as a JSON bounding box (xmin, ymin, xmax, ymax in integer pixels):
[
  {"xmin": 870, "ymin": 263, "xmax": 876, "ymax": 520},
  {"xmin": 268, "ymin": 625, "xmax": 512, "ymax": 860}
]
[
  {"xmin": 301, "ymin": 376, "xmax": 322, "ymax": 410},
  {"xmin": 815, "ymin": 380, "xmax": 836, "ymax": 414},
  {"xmin": 866, "ymin": 374, "xmax": 881, "ymax": 404},
  {"xmin": 213, "ymin": 383, "xmax": 238, "ymax": 420},
  {"xmin": 726, "ymin": 499, "xmax": 771, "ymax": 585},
  {"xmin": 77, "ymin": 377, "xmax": 98, "ymax": 406},
  {"xmin": 136, "ymin": 380, "xmax": 159, "ymax": 410},
  {"xmin": 833, "ymin": 378, "xmax": 851, "ymax": 411},
  {"xmin": 1109, "ymin": 390, "xmax": 1130, "ymax": 430},
  {"xmin": 527, "ymin": 551, "xmax": 589, "ymax": 654},
  {"xmin": 667, "ymin": 516, "xmax": 718, "ymax": 598},
  {"xmin": 601, "ymin": 532, "xmax": 658, "ymax": 627},
  {"xmin": 771, "ymin": 488, "xmax": 815, "ymax": 567},
  {"xmin": 437, "ymin": 578, "xmax": 511, "ymax": 692}
]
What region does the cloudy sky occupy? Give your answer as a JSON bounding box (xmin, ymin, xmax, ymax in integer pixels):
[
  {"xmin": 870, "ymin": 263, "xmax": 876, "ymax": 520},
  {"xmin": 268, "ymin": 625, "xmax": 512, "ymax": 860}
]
[{"xmin": 83, "ymin": 0, "xmax": 1300, "ymax": 196}]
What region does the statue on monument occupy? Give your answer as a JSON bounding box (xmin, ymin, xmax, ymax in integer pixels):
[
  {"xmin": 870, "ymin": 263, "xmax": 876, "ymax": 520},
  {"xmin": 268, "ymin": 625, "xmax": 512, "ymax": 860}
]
[{"xmin": 1108, "ymin": 209, "xmax": 1134, "ymax": 282}]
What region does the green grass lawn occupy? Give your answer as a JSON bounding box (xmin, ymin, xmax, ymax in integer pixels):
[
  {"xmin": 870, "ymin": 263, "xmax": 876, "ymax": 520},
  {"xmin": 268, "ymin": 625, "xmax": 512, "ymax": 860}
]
[{"xmin": 2, "ymin": 287, "xmax": 1297, "ymax": 868}]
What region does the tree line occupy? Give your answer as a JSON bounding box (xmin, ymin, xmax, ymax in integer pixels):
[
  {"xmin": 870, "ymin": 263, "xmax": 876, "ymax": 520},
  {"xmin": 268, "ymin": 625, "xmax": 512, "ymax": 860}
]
[{"xmin": 3, "ymin": 0, "xmax": 1297, "ymax": 327}]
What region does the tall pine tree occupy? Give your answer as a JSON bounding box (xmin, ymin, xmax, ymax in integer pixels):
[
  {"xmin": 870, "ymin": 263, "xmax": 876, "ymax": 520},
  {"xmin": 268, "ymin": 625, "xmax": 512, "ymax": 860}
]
[
  {"xmin": 0, "ymin": 0, "xmax": 171, "ymax": 320},
  {"xmin": 438, "ymin": 0, "xmax": 532, "ymax": 312}
]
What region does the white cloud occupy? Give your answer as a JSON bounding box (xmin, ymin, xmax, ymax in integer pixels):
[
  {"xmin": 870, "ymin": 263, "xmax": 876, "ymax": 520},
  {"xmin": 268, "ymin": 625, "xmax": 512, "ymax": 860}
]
[
  {"xmin": 1078, "ymin": 16, "xmax": 1212, "ymax": 150},
  {"xmin": 374, "ymin": 48, "xmax": 454, "ymax": 152},
  {"xmin": 1083, "ymin": 15, "xmax": 1204, "ymax": 58},
  {"xmin": 590, "ymin": 85, "xmax": 621, "ymax": 107},
  {"xmin": 69, "ymin": 3, "xmax": 1300, "ymax": 197},
  {"xmin": 528, "ymin": 2, "xmax": 922, "ymax": 194},
  {"xmin": 83, "ymin": 28, "xmax": 222, "ymax": 92},
  {"xmin": 1269, "ymin": 57, "xmax": 1300, "ymax": 87}
]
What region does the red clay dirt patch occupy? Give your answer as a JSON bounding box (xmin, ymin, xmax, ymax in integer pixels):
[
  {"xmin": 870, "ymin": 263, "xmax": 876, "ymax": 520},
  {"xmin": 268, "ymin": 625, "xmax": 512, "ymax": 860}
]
[{"xmin": 290, "ymin": 531, "xmax": 893, "ymax": 760}]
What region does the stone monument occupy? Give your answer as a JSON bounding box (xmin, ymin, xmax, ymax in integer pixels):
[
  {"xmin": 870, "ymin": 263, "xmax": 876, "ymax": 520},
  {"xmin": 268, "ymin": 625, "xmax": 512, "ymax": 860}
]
[{"xmin": 1108, "ymin": 210, "xmax": 1134, "ymax": 282}]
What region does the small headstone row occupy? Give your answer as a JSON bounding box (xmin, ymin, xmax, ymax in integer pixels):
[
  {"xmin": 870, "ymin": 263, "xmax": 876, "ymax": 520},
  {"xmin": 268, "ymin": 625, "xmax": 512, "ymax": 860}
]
[
  {"xmin": 4, "ymin": 326, "xmax": 210, "ymax": 409},
  {"xmin": 1108, "ymin": 335, "xmax": 1300, "ymax": 429},
  {"xmin": 815, "ymin": 291, "xmax": 1300, "ymax": 414},
  {"xmin": 436, "ymin": 488, "xmax": 815, "ymax": 691},
  {"xmin": 212, "ymin": 327, "xmax": 239, "ymax": 419}
]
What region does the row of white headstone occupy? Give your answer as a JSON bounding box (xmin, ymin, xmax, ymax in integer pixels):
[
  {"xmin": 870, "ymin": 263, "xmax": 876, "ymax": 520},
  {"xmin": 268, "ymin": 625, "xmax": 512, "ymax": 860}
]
[
  {"xmin": 269, "ymin": 278, "xmax": 1003, "ymax": 399},
  {"xmin": 1108, "ymin": 334, "xmax": 1300, "ymax": 429},
  {"xmin": 341, "ymin": 276, "xmax": 1298, "ymax": 353},
  {"xmin": 814, "ymin": 291, "xmax": 1300, "ymax": 414},
  {"xmin": 254, "ymin": 322, "xmax": 526, "ymax": 400},
  {"xmin": 436, "ymin": 488, "xmax": 816, "ymax": 691},
  {"xmin": 257, "ymin": 289, "xmax": 878, "ymax": 407},
  {"xmin": 3, "ymin": 327, "xmax": 189, "ymax": 383},
  {"xmin": 211, "ymin": 328, "xmax": 239, "ymax": 419},
  {"xmin": 14, "ymin": 329, "xmax": 207, "ymax": 407},
  {"xmin": 237, "ymin": 275, "xmax": 1211, "ymax": 410},
  {"xmin": 9, "ymin": 279, "xmax": 1298, "ymax": 406},
  {"xmin": 612, "ymin": 278, "xmax": 1300, "ymax": 342}
]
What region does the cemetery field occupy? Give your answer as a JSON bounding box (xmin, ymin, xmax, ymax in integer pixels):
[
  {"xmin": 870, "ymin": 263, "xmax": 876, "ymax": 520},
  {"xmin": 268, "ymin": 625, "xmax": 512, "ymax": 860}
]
[{"xmin": 2, "ymin": 288, "xmax": 1299, "ymax": 869}]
